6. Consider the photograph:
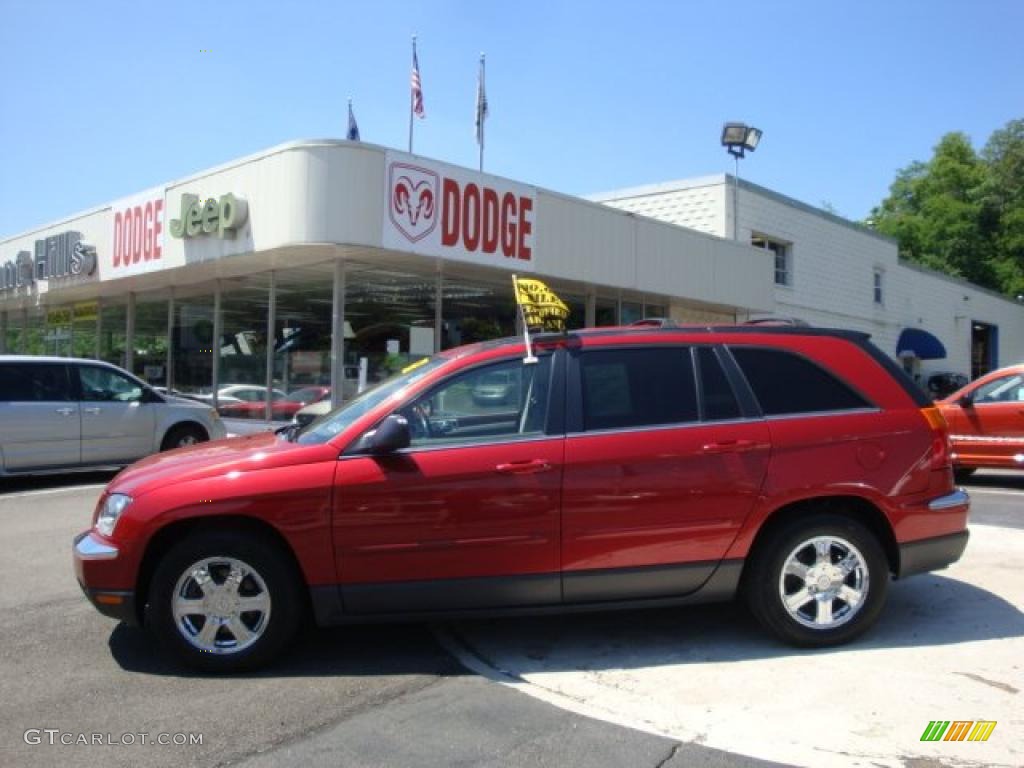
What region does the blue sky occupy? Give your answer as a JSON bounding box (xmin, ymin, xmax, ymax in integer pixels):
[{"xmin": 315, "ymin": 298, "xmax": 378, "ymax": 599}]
[{"xmin": 1, "ymin": 0, "xmax": 1021, "ymax": 238}]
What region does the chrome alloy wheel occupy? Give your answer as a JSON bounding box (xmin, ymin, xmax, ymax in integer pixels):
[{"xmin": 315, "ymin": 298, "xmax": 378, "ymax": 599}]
[
  {"xmin": 171, "ymin": 557, "xmax": 271, "ymax": 655},
  {"xmin": 177, "ymin": 434, "xmax": 199, "ymax": 447},
  {"xmin": 778, "ymin": 536, "xmax": 869, "ymax": 630}
]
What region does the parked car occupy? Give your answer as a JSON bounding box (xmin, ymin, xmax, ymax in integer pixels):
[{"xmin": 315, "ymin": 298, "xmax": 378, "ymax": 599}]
[
  {"xmin": 926, "ymin": 371, "xmax": 969, "ymax": 400},
  {"xmin": 471, "ymin": 369, "xmax": 518, "ymax": 405},
  {"xmin": 0, "ymin": 356, "xmax": 226, "ymax": 475},
  {"xmin": 269, "ymin": 386, "xmax": 331, "ymax": 421},
  {"xmin": 936, "ymin": 362, "xmax": 1024, "ymax": 481},
  {"xmin": 292, "ymin": 399, "xmax": 333, "ymax": 429},
  {"xmin": 178, "ymin": 384, "xmax": 284, "ymax": 413},
  {"xmin": 74, "ymin": 326, "xmax": 969, "ymax": 671},
  {"xmin": 215, "ymin": 386, "xmax": 288, "ymax": 420}
]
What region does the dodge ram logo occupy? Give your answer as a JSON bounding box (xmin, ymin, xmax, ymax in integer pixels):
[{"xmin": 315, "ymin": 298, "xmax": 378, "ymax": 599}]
[{"xmin": 388, "ymin": 163, "xmax": 439, "ymax": 243}]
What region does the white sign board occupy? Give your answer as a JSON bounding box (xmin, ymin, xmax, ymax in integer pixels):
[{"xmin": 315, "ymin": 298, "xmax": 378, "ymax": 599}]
[
  {"xmin": 382, "ymin": 151, "xmax": 537, "ymax": 271},
  {"xmin": 104, "ymin": 187, "xmax": 175, "ymax": 279}
]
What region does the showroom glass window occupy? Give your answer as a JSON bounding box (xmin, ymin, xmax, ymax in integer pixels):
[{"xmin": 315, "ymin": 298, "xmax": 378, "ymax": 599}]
[
  {"xmin": 348, "ymin": 263, "xmax": 437, "ymax": 383},
  {"xmin": 44, "ymin": 306, "xmax": 73, "ymax": 357},
  {"xmin": 441, "ymin": 273, "xmax": 514, "ymax": 351},
  {"xmin": 219, "ymin": 274, "xmax": 271, "ymax": 418},
  {"xmin": 133, "ymin": 294, "xmax": 169, "ymax": 386},
  {"xmin": 72, "ymin": 302, "xmax": 98, "ymax": 359},
  {"xmin": 580, "ymin": 347, "xmax": 697, "ymax": 431},
  {"xmin": 274, "ymin": 263, "xmax": 335, "ymax": 404},
  {"xmin": 4, "ymin": 311, "xmax": 22, "ymax": 353},
  {"xmin": 171, "ymin": 290, "xmax": 215, "ymax": 399},
  {"xmin": 98, "ymin": 300, "xmax": 127, "ymax": 368}
]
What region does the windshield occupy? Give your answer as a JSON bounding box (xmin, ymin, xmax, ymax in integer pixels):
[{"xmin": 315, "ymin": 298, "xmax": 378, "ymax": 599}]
[{"xmin": 294, "ymin": 357, "xmax": 447, "ymax": 444}]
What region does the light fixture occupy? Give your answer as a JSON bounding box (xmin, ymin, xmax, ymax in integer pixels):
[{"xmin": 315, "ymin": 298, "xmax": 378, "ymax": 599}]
[
  {"xmin": 720, "ymin": 122, "xmax": 763, "ymax": 240},
  {"xmin": 721, "ymin": 122, "xmax": 762, "ymax": 158}
]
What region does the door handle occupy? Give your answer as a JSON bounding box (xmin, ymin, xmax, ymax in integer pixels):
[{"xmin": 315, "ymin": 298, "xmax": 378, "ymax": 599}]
[
  {"xmin": 701, "ymin": 439, "xmax": 760, "ymax": 454},
  {"xmin": 495, "ymin": 459, "xmax": 552, "ymax": 475},
  {"xmin": 83, "ymin": 407, "xmax": 101, "ymax": 415},
  {"xmin": 55, "ymin": 407, "xmax": 75, "ymax": 416}
]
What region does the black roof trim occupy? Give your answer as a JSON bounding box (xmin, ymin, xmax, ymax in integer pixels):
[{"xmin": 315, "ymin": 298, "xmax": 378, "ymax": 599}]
[{"xmin": 529, "ymin": 325, "xmax": 873, "ymax": 344}]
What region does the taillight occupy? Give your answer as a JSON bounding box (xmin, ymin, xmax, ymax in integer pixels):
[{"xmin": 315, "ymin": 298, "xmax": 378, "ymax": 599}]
[{"xmin": 919, "ymin": 407, "xmax": 952, "ymax": 470}]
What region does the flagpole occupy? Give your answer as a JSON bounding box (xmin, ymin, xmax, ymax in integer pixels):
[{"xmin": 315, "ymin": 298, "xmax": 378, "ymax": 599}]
[
  {"xmin": 478, "ymin": 53, "xmax": 485, "ymax": 173},
  {"xmin": 512, "ymin": 275, "xmax": 538, "ymax": 365},
  {"xmin": 408, "ymin": 35, "xmax": 416, "ymax": 154}
]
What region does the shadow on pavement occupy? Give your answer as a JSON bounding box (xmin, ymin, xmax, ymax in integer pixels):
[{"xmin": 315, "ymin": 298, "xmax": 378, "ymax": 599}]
[
  {"xmin": 108, "ymin": 621, "xmax": 466, "ymax": 679},
  {"xmin": 108, "ymin": 571, "xmax": 1023, "ymax": 678},
  {"xmin": 442, "ymin": 572, "xmax": 1024, "ymax": 672},
  {"xmin": 963, "ymin": 470, "xmax": 1024, "ymax": 491},
  {"xmin": 0, "ymin": 470, "xmax": 119, "ymax": 495}
]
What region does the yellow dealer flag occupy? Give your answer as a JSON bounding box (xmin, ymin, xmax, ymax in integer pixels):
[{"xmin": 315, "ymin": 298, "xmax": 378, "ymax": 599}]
[{"xmin": 514, "ymin": 277, "xmax": 570, "ymax": 333}]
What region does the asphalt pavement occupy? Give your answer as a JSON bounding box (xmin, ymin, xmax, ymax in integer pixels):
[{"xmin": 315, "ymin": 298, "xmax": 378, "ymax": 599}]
[
  {"xmin": 0, "ymin": 470, "xmax": 1018, "ymax": 767},
  {"xmin": 0, "ymin": 475, "xmax": 785, "ymax": 768}
]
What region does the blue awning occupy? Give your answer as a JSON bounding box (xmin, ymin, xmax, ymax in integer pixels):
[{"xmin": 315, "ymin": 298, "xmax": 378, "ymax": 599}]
[{"xmin": 896, "ymin": 328, "xmax": 947, "ymax": 360}]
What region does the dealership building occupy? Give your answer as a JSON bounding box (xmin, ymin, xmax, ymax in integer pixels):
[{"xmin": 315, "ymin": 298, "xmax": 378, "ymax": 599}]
[{"xmin": 1, "ymin": 139, "xmax": 1022, "ymax": 418}]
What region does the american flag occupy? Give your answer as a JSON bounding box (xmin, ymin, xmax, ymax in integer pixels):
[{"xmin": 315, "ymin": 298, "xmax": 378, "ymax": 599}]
[
  {"xmin": 411, "ymin": 46, "xmax": 425, "ymax": 118},
  {"xmin": 475, "ymin": 55, "xmax": 488, "ymax": 147}
]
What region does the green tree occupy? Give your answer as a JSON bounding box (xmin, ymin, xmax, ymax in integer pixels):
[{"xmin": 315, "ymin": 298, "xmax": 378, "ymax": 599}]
[
  {"xmin": 981, "ymin": 119, "xmax": 1024, "ymax": 297},
  {"xmin": 867, "ymin": 119, "xmax": 1024, "ymax": 297}
]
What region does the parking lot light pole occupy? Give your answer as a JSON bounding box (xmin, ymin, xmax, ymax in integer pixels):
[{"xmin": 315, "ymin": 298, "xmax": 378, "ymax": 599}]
[{"xmin": 720, "ymin": 122, "xmax": 762, "ymax": 241}]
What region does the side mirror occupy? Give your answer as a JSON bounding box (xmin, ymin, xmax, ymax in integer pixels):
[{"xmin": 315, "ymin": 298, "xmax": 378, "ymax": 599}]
[
  {"xmin": 958, "ymin": 393, "xmax": 974, "ymax": 408},
  {"xmin": 359, "ymin": 414, "xmax": 411, "ymax": 454}
]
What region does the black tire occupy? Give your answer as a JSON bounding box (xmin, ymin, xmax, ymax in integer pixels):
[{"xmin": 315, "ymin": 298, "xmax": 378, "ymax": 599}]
[
  {"xmin": 161, "ymin": 423, "xmax": 208, "ymax": 451},
  {"xmin": 743, "ymin": 513, "xmax": 889, "ymax": 648},
  {"xmin": 146, "ymin": 530, "xmax": 304, "ymax": 672},
  {"xmin": 953, "ymin": 467, "xmax": 976, "ymax": 483}
]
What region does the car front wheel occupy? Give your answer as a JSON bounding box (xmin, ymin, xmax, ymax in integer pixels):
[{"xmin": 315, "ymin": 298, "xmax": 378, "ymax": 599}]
[
  {"xmin": 161, "ymin": 423, "xmax": 208, "ymax": 451},
  {"xmin": 744, "ymin": 514, "xmax": 889, "ymax": 647},
  {"xmin": 147, "ymin": 531, "xmax": 303, "ymax": 671}
]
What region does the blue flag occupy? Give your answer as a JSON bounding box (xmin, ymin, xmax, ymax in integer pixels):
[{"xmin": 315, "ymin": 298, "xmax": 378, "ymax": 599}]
[{"xmin": 347, "ymin": 100, "xmax": 360, "ymax": 141}]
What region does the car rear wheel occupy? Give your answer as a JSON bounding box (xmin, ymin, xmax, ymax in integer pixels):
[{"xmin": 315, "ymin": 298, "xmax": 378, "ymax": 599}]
[
  {"xmin": 744, "ymin": 513, "xmax": 889, "ymax": 647},
  {"xmin": 161, "ymin": 423, "xmax": 208, "ymax": 451},
  {"xmin": 147, "ymin": 531, "xmax": 303, "ymax": 671}
]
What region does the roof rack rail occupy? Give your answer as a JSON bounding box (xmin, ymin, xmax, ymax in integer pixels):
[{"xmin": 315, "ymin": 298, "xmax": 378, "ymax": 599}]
[
  {"xmin": 629, "ymin": 318, "xmax": 677, "ymax": 328},
  {"xmin": 742, "ymin": 316, "xmax": 811, "ymax": 327}
]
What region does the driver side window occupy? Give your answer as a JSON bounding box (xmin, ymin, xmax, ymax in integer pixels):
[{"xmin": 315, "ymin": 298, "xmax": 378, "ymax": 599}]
[
  {"xmin": 400, "ymin": 356, "xmax": 553, "ymax": 446},
  {"xmin": 78, "ymin": 366, "xmax": 144, "ymax": 403},
  {"xmin": 974, "ymin": 374, "xmax": 1024, "ymax": 404}
]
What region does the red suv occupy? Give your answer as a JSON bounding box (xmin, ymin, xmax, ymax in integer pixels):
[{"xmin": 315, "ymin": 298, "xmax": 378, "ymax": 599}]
[{"xmin": 74, "ymin": 326, "xmax": 970, "ymax": 671}]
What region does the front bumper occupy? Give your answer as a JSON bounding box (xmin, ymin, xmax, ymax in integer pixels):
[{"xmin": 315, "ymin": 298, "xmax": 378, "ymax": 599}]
[{"xmin": 73, "ymin": 532, "xmax": 138, "ymax": 625}]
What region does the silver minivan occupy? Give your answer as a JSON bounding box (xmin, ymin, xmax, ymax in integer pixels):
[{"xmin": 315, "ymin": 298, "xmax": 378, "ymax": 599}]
[{"xmin": 0, "ymin": 356, "xmax": 226, "ymax": 475}]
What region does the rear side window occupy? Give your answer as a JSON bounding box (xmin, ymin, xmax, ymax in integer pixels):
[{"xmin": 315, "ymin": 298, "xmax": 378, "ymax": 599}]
[
  {"xmin": 580, "ymin": 348, "xmax": 697, "ymax": 431},
  {"xmin": 0, "ymin": 363, "xmax": 72, "ymax": 402},
  {"xmin": 697, "ymin": 347, "xmax": 741, "ymax": 420},
  {"xmin": 730, "ymin": 347, "xmax": 870, "ymax": 416}
]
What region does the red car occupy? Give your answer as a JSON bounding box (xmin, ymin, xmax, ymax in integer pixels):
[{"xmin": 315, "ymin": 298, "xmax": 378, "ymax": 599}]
[
  {"xmin": 218, "ymin": 386, "xmax": 331, "ymax": 421},
  {"xmin": 272, "ymin": 386, "xmax": 332, "ymax": 421},
  {"xmin": 74, "ymin": 326, "xmax": 969, "ymax": 671},
  {"xmin": 937, "ymin": 363, "xmax": 1024, "ymax": 481}
]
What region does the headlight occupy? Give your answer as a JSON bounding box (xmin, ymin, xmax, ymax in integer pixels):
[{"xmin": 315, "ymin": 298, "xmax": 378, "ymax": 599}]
[{"xmin": 95, "ymin": 493, "xmax": 132, "ymax": 537}]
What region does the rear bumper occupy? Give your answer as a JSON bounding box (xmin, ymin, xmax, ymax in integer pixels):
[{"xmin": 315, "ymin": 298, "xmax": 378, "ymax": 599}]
[{"xmin": 897, "ymin": 530, "xmax": 969, "ymax": 578}]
